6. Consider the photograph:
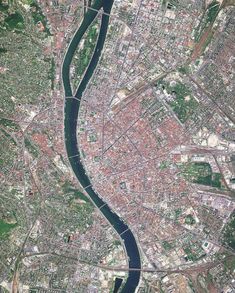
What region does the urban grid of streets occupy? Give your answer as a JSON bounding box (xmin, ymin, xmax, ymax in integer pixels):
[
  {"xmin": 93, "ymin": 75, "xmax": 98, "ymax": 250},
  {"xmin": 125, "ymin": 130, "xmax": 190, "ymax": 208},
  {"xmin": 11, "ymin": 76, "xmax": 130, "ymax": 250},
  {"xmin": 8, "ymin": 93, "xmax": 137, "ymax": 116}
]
[{"xmin": 0, "ymin": 0, "xmax": 235, "ymax": 292}]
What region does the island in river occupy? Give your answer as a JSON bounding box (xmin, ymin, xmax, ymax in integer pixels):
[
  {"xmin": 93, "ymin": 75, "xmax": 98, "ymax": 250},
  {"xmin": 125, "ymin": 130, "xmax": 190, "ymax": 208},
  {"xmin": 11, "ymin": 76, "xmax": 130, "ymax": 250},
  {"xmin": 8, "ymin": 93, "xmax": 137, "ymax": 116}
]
[{"xmin": 62, "ymin": 0, "xmax": 141, "ymax": 292}]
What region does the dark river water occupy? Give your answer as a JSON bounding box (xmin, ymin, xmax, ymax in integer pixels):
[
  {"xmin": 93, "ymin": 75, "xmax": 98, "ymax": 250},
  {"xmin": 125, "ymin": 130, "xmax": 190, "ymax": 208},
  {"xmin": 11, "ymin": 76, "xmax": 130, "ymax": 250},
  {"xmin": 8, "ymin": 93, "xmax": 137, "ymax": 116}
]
[{"xmin": 62, "ymin": 1, "xmax": 141, "ymax": 291}]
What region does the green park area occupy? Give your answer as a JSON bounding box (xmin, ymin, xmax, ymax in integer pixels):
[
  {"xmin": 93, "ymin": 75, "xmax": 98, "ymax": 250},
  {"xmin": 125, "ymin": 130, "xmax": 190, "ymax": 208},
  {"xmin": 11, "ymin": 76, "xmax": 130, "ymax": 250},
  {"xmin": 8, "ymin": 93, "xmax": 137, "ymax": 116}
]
[
  {"xmin": 159, "ymin": 80, "xmax": 198, "ymax": 123},
  {"xmin": 0, "ymin": 0, "xmax": 51, "ymax": 33},
  {"xmin": 0, "ymin": 118, "xmax": 20, "ymax": 132},
  {"xmin": 184, "ymin": 244, "xmax": 206, "ymax": 262},
  {"xmin": 0, "ymin": 219, "xmax": 17, "ymax": 239},
  {"xmin": 181, "ymin": 162, "xmax": 222, "ymax": 188},
  {"xmin": 62, "ymin": 180, "xmax": 90, "ymax": 203},
  {"xmin": 56, "ymin": 181, "xmax": 94, "ymax": 233},
  {"xmin": 162, "ymin": 240, "xmax": 173, "ymax": 251},
  {"xmin": 184, "ymin": 214, "xmax": 196, "ymax": 225},
  {"xmin": 72, "ymin": 19, "xmax": 99, "ymax": 90},
  {"xmin": 0, "ymin": 1, "xmax": 9, "ymax": 12},
  {"xmin": 221, "ymin": 212, "xmax": 235, "ymax": 250},
  {"xmin": 194, "ymin": 0, "xmax": 220, "ymax": 42},
  {"xmin": 4, "ymin": 11, "xmax": 25, "ymax": 30},
  {"xmin": 29, "ymin": 0, "xmax": 51, "ymax": 35},
  {"xmin": 0, "ymin": 1, "xmax": 25, "ymax": 31},
  {"xmin": 206, "ymin": 1, "xmax": 220, "ymax": 23},
  {"xmin": 24, "ymin": 137, "xmax": 39, "ymax": 158}
]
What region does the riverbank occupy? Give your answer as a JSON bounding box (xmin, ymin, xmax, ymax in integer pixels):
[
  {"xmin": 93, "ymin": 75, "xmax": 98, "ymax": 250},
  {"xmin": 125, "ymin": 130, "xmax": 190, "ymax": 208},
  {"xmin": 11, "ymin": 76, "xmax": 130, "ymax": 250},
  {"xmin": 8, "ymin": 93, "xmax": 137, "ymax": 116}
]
[{"xmin": 62, "ymin": 1, "xmax": 141, "ymax": 291}]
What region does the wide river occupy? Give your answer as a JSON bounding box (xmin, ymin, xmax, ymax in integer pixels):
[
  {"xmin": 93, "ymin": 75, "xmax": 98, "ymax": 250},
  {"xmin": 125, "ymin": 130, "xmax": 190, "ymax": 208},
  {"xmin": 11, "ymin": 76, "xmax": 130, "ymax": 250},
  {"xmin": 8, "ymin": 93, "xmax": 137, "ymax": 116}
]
[{"xmin": 62, "ymin": 0, "xmax": 141, "ymax": 291}]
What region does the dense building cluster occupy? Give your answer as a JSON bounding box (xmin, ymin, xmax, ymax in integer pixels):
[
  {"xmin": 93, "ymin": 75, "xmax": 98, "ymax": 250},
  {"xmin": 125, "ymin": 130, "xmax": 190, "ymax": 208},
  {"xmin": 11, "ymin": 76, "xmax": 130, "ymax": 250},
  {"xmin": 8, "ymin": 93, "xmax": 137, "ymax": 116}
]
[{"xmin": 0, "ymin": 0, "xmax": 235, "ymax": 292}]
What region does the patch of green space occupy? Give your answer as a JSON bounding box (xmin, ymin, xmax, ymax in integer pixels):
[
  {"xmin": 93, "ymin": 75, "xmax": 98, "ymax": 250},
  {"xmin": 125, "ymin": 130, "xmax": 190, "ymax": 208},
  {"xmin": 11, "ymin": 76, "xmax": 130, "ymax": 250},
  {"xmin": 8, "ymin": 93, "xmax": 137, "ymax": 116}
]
[
  {"xmin": 73, "ymin": 190, "xmax": 89, "ymax": 202},
  {"xmin": 161, "ymin": 0, "xmax": 167, "ymax": 10},
  {"xmin": 169, "ymin": 83, "xmax": 198, "ymax": 123},
  {"xmin": 183, "ymin": 246, "xmax": 205, "ymax": 261},
  {"xmin": 48, "ymin": 57, "xmax": 55, "ymax": 90},
  {"xmin": 0, "ymin": 128, "xmax": 16, "ymax": 145},
  {"xmin": 223, "ymin": 256, "xmax": 235, "ymax": 272},
  {"xmin": 89, "ymin": 133, "xmax": 97, "ymax": 142},
  {"xmin": 62, "ymin": 181, "xmax": 90, "ymax": 203},
  {"xmin": 159, "ymin": 160, "xmax": 170, "ymax": 170},
  {"xmin": 194, "ymin": 0, "xmax": 220, "ymax": 42},
  {"xmin": 161, "ymin": 81, "xmax": 198, "ymax": 123},
  {"xmin": 0, "ymin": 2, "xmax": 9, "ymax": 12},
  {"xmin": 94, "ymin": 155, "xmax": 100, "ymax": 162},
  {"xmin": 174, "ymin": 208, "xmax": 182, "ymax": 220},
  {"xmin": 63, "ymin": 234, "xmax": 70, "ymax": 243},
  {"xmin": 113, "ymin": 240, "xmax": 121, "ymax": 246},
  {"xmin": 162, "ymin": 240, "xmax": 172, "ymax": 250},
  {"xmin": 24, "ymin": 137, "xmax": 39, "ymax": 157},
  {"xmin": 221, "ymin": 213, "xmax": 235, "ymax": 250},
  {"xmin": 81, "ymin": 149, "xmax": 86, "ymax": 158},
  {"xmin": 0, "ymin": 47, "xmax": 7, "ymax": 53},
  {"xmin": 30, "ymin": 1, "xmax": 51, "ymax": 35},
  {"xmin": 181, "ymin": 162, "xmax": 222, "ymax": 188},
  {"xmin": 73, "ymin": 201, "xmax": 94, "ymax": 231},
  {"xmin": 161, "ymin": 0, "xmax": 178, "ymax": 10},
  {"xmin": 72, "ymin": 19, "xmax": 99, "ymax": 89},
  {"xmin": 90, "ymin": 111, "xmax": 96, "ymax": 117},
  {"xmin": 207, "ymin": 0, "xmax": 220, "ymax": 23},
  {"xmin": 211, "ymin": 172, "xmax": 222, "ymax": 188},
  {"xmin": 47, "ymin": 190, "xmax": 94, "ymax": 235},
  {"xmin": 178, "ymin": 65, "xmax": 191, "ymax": 75},
  {"xmin": 0, "ymin": 118, "xmax": 20, "ymax": 131},
  {"xmin": 4, "ymin": 11, "xmax": 25, "ymax": 31},
  {"xmin": 185, "ymin": 214, "xmax": 196, "ymax": 225},
  {"xmin": 0, "ymin": 219, "xmax": 17, "ymax": 239}
]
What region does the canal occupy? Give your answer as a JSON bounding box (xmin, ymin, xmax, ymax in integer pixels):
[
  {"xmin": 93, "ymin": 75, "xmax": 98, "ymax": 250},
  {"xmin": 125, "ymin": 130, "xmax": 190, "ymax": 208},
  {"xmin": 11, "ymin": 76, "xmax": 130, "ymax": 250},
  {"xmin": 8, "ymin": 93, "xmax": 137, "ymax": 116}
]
[{"xmin": 62, "ymin": 1, "xmax": 141, "ymax": 292}]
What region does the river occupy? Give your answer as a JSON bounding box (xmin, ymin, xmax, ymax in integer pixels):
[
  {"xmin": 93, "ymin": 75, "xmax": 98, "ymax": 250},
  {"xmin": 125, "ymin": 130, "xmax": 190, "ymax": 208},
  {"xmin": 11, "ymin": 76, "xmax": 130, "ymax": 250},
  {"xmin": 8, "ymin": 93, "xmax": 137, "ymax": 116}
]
[{"xmin": 62, "ymin": 1, "xmax": 141, "ymax": 292}]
